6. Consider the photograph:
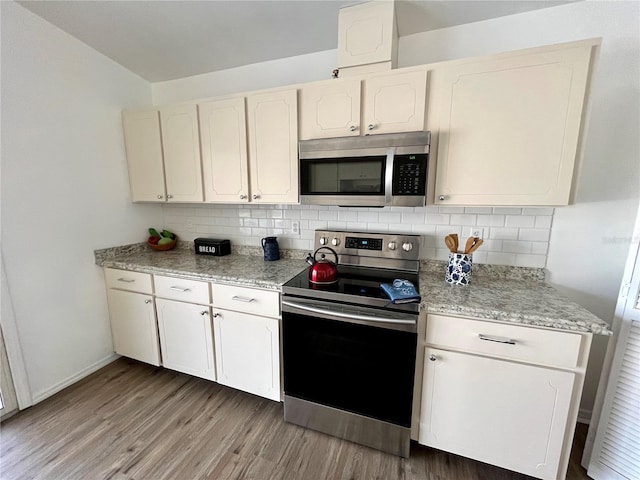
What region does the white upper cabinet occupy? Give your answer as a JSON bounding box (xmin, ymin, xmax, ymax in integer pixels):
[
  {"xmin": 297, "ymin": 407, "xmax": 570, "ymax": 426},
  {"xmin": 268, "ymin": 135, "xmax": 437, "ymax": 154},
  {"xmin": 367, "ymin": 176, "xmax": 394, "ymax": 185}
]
[
  {"xmin": 431, "ymin": 42, "xmax": 596, "ymax": 205},
  {"xmin": 337, "ymin": 0, "xmax": 397, "ymax": 70},
  {"xmin": 199, "ymin": 97, "xmax": 250, "ymax": 203},
  {"xmin": 160, "ymin": 104, "xmax": 204, "ymax": 202},
  {"xmin": 299, "ymin": 78, "xmax": 361, "ymax": 140},
  {"xmin": 363, "ymin": 69, "xmax": 428, "ymax": 135},
  {"xmin": 122, "ymin": 110, "xmax": 166, "ymax": 202},
  {"xmin": 299, "ymin": 69, "xmax": 428, "ymax": 139},
  {"xmin": 247, "ymin": 89, "xmax": 299, "ymax": 204}
]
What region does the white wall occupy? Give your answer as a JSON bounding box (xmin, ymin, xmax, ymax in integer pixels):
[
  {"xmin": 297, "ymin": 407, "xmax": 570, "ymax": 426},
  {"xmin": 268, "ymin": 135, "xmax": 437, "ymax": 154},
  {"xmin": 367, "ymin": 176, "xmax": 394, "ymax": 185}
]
[
  {"xmin": 152, "ymin": 1, "xmax": 640, "ymax": 417},
  {"xmin": 0, "ymin": 2, "xmax": 162, "ymax": 403}
]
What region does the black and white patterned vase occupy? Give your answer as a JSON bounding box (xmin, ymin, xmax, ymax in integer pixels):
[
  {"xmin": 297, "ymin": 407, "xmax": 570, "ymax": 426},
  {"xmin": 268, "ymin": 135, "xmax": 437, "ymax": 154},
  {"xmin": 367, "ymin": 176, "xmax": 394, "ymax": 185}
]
[{"xmin": 445, "ymin": 252, "xmax": 473, "ymax": 285}]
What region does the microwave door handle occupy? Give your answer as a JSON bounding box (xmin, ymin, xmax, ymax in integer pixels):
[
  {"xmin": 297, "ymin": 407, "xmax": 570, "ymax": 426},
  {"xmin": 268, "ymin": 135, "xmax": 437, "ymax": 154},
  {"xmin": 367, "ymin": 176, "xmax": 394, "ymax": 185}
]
[{"xmin": 384, "ymin": 148, "xmax": 395, "ymax": 205}]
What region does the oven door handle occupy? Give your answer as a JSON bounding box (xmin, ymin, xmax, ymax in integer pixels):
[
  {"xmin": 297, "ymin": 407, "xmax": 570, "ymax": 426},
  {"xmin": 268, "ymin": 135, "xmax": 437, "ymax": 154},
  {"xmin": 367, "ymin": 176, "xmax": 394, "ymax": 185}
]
[{"xmin": 281, "ymin": 299, "xmax": 416, "ymax": 327}]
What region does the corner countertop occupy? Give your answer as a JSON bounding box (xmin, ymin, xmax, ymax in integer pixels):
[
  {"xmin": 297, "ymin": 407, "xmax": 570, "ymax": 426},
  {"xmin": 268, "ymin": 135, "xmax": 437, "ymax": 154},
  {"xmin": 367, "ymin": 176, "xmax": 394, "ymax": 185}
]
[{"xmin": 95, "ymin": 243, "xmax": 611, "ymax": 335}]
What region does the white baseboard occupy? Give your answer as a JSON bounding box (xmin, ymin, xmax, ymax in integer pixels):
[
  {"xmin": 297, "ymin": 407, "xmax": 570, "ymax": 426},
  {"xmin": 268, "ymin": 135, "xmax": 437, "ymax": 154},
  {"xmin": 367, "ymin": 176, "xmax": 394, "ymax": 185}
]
[
  {"xmin": 31, "ymin": 353, "xmax": 119, "ymax": 405},
  {"xmin": 577, "ymin": 407, "xmax": 592, "ymax": 425}
]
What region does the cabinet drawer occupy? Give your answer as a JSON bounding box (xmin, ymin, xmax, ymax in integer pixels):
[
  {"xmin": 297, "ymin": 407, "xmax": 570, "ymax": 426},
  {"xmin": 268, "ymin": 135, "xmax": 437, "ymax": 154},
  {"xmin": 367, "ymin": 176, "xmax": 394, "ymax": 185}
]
[
  {"xmin": 154, "ymin": 275, "xmax": 210, "ymax": 304},
  {"xmin": 213, "ymin": 284, "xmax": 279, "ymax": 318},
  {"xmin": 105, "ymin": 268, "xmax": 152, "ymax": 294},
  {"xmin": 426, "ymin": 314, "xmax": 582, "ymax": 368}
]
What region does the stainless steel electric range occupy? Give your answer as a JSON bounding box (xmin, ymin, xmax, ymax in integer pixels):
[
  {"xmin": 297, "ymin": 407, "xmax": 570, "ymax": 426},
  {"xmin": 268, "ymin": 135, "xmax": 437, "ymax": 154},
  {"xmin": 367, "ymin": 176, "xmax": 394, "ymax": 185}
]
[{"xmin": 282, "ymin": 230, "xmax": 421, "ymax": 458}]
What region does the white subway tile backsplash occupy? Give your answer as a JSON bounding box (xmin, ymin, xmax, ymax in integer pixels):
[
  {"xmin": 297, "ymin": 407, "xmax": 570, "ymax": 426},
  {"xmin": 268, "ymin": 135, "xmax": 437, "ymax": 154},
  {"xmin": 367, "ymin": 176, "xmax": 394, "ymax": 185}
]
[
  {"xmin": 519, "ymin": 228, "xmax": 551, "ymax": 242},
  {"xmin": 505, "ymin": 215, "xmax": 536, "ymax": 228},
  {"xmin": 535, "ymin": 215, "xmax": 553, "ymax": 229},
  {"xmin": 162, "ymin": 204, "xmax": 554, "ymax": 268},
  {"xmin": 449, "ymin": 214, "xmax": 477, "ymax": 226}
]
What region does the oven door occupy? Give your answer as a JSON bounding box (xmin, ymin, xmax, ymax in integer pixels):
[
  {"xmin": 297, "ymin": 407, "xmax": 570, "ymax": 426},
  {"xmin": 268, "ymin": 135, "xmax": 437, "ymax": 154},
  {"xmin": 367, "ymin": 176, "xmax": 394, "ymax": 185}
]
[{"xmin": 282, "ymin": 298, "xmax": 417, "ymax": 427}]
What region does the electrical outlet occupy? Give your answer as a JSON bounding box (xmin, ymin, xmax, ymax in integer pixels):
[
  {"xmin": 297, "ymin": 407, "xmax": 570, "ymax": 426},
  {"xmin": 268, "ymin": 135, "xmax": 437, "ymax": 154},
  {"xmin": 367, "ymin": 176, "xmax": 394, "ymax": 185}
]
[
  {"xmin": 469, "ymin": 227, "xmax": 484, "ymax": 239},
  {"xmin": 186, "ymin": 220, "xmax": 194, "ymax": 231},
  {"xmin": 290, "ymin": 221, "xmax": 300, "ymax": 235}
]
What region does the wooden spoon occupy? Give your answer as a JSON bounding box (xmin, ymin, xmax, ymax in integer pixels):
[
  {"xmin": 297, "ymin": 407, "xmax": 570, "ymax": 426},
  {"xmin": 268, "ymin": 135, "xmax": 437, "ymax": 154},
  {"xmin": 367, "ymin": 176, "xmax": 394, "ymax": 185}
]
[
  {"xmin": 464, "ymin": 236, "xmax": 476, "ymax": 254},
  {"xmin": 467, "ymin": 238, "xmax": 484, "ymax": 254},
  {"xmin": 444, "ymin": 235, "xmax": 457, "ymax": 253},
  {"xmin": 451, "ymin": 233, "xmax": 459, "ymax": 253}
]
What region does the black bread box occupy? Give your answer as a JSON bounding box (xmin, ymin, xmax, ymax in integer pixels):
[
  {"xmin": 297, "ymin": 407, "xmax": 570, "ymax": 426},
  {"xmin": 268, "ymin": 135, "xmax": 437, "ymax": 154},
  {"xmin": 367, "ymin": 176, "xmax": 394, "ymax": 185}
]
[{"xmin": 194, "ymin": 238, "xmax": 231, "ymax": 256}]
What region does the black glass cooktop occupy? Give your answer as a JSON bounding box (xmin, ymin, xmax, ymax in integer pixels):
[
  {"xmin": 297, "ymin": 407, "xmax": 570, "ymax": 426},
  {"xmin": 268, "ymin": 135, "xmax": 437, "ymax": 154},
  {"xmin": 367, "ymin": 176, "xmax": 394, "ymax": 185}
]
[{"xmin": 283, "ymin": 265, "xmax": 420, "ymax": 313}]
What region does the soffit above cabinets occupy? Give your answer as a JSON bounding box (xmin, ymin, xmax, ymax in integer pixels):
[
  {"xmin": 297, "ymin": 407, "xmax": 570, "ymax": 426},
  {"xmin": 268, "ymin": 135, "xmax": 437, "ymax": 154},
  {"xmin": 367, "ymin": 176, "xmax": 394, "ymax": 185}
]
[{"xmin": 17, "ymin": 0, "xmax": 577, "ymax": 82}]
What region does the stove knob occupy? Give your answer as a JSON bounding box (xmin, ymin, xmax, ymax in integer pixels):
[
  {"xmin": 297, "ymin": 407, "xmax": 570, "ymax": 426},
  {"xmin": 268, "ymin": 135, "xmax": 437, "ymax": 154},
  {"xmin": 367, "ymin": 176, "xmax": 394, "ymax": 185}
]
[
  {"xmin": 402, "ymin": 242, "xmax": 413, "ymax": 252},
  {"xmin": 331, "ymin": 237, "xmax": 340, "ymax": 247},
  {"xmin": 319, "ymin": 237, "xmax": 328, "ymax": 246},
  {"xmin": 388, "ymin": 241, "xmax": 397, "ymax": 251}
]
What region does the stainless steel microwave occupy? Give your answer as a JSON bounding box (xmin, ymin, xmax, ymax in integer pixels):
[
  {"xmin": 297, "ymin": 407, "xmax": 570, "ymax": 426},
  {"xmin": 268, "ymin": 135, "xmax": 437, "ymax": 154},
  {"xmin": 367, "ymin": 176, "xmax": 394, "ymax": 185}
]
[{"xmin": 299, "ymin": 132, "xmax": 431, "ymax": 207}]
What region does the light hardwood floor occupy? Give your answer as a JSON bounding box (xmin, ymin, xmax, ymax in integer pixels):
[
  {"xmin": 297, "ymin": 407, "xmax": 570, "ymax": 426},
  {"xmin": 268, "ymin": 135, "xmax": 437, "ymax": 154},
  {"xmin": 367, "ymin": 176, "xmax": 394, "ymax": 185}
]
[{"xmin": 1, "ymin": 358, "xmax": 591, "ymax": 480}]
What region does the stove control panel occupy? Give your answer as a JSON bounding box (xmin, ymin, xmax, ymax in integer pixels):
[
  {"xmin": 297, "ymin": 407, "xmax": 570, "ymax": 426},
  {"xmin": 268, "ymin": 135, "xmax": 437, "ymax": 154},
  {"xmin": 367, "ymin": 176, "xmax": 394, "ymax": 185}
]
[{"xmin": 314, "ymin": 230, "xmax": 420, "ymax": 263}]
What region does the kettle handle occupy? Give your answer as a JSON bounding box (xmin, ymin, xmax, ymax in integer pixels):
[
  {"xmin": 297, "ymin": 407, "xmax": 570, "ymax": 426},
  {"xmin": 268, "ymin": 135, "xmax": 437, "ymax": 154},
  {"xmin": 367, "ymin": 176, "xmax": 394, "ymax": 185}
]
[{"xmin": 314, "ymin": 246, "xmax": 339, "ymax": 264}]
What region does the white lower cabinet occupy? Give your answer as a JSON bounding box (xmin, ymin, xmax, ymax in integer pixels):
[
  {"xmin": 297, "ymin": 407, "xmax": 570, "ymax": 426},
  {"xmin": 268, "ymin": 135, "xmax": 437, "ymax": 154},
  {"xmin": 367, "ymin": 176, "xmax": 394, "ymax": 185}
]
[
  {"xmin": 106, "ymin": 282, "xmax": 161, "ymax": 367},
  {"xmin": 212, "ymin": 283, "xmax": 280, "ymax": 401},
  {"xmin": 418, "ymin": 314, "xmax": 591, "ymax": 480},
  {"xmin": 155, "ymin": 298, "xmax": 215, "ymax": 381},
  {"xmin": 213, "ymin": 309, "xmax": 280, "ymax": 401},
  {"xmin": 420, "ymin": 348, "xmax": 574, "ymax": 479}
]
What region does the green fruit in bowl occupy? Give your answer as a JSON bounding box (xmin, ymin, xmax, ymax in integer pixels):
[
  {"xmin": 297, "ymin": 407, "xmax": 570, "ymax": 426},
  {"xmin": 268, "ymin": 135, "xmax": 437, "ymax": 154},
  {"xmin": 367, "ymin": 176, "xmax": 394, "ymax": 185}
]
[{"xmin": 158, "ymin": 237, "xmax": 174, "ymax": 246}]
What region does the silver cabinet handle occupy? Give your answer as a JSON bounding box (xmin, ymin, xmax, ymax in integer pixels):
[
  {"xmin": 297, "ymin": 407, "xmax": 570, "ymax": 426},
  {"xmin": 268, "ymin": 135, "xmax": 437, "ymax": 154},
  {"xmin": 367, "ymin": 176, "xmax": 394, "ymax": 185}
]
[
  {"xmin": 169, "ymin": 286, "xmax": 191, "ymax": 292},
  {"xmin": 349, "ymin": 125, "xmax": 357, "ymax": 132},
  {"xmin": 200, "ymin": 310, "xmax": 208, "ymax": 316},
  {"xmin": 367, "ymin": 124, "xmax": 375, "ymax": 131},
  {"xmin": 478, "ymin": 334, "xmax": 516, "ymax": 345},
  {"xmin": 117, "ymin": 278, "xmax": 135, "ymax": 283},
  {"xmin": 438, "ymin": 195, "xmax": 446, "ymax": 201},
  {"xmin": 157, "ymin": 194, "xmax": 164, "ymax": 199},
  {"xmin": 232, "ymin": 295, "xmax": 255, "ymax": 303},
  {"xmin": 240, "ymin": 194, "xmax": 247, "ymax": 200},
  {"xmin": 252, "ymin": 194, "xmax": 260, "ymax": 200},
  {"xmin": 429, "ymin": 354, "xmax": 437, "ymax": 361},
  {"xmin": 144, "ymin": 299, "xmax": 152, "ymax": 304},
  {"xmin": 167, "ymin": 194, "xmax": 174, "ymax": 199}
]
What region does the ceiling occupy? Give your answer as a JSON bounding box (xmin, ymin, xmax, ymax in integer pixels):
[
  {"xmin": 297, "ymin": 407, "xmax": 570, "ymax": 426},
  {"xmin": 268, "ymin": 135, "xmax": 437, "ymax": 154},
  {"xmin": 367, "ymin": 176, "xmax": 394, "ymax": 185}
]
[{"xmin": 17, "ymin": 0, "xmax": 576, "ymax": 82}]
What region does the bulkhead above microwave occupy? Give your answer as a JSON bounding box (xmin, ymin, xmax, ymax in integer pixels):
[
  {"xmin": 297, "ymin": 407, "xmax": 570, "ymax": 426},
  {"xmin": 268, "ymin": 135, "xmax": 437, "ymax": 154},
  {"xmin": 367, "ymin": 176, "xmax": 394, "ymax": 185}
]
[{"xmin": 298, "ymin": 132, "xmax": 431, "ymax": 207}]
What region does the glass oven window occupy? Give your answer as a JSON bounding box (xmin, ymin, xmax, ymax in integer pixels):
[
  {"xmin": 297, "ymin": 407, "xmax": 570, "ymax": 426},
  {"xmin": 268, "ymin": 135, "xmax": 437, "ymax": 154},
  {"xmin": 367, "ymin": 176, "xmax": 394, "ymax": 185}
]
[
  {"xmin": 283, "ymin": 313, "xmax": 417, "ymax": 426},
  {"xmin": 300, "ymin": 156, "xmax": 386, "ymax": 195}
]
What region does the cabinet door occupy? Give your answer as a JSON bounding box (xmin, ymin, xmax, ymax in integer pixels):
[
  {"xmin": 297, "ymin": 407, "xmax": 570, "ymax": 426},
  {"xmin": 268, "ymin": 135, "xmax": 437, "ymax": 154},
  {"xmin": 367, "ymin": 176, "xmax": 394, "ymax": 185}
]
[
  {"xmin": 160, "ymin": 104, "xmax": 204, "ymax": 202},
  {"xmin": 199, "ymin": 97, "xmax": 250, "ymax": 203},
  {"xmin": 213, "ymin": 308, "xmax": 280, "ymax": 401},
  {"xmin": 107, "ymin": 289, "xmax": 160, "ymax": 366},
  {"xmin": 419, "ymin": 348, "xmax": 575, "ymax": 480},
  {"xmin": 155, "ymin": 299, "xmax": 215, "ymax": 381},
  {"xmin": 432, "ymin": 44, "xmax": 594, "ymax": 205},
  {"xmin": 363, "ymin": 69, "xmax": 428, "ymax": 135},
  {"xmin": 337, "ymin": 1, "xmax": 396, "ymax": 69},
  {"xmin": 247, "ymin": 90, "xmax": 298, "ymax": 204},
  {"xmin": 122, "ymin": 110, "xmax": 166, "ymax": 202},
  {"xmin": 299, "ymin": 79, "xmax": 361, "ymax": 139}
]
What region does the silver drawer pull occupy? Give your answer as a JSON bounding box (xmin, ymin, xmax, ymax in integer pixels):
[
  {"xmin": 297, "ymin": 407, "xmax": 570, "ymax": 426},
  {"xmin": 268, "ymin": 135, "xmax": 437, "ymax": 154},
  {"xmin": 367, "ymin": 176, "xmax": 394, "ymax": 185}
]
[
  {"xmin": 117, "ymin": 278, "xmax": 135, "ymax": 283},
  {"xmin": 232, "ymin": 295, "xmax": 255, "ymax": 303},
  {"xmin": 169, "ymin": 286, "xmax": 191, "ymax": 292},
  {"xmin": 478, "ymin": 334, "xmax": 516, "ymax": 345}
]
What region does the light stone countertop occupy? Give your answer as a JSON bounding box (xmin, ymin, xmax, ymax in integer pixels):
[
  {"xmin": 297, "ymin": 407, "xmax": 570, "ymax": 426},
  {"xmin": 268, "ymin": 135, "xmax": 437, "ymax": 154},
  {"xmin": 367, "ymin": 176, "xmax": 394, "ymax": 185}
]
[{"xmin": 95, "ymin": 243, "xmax": 611, "ymax": 335}]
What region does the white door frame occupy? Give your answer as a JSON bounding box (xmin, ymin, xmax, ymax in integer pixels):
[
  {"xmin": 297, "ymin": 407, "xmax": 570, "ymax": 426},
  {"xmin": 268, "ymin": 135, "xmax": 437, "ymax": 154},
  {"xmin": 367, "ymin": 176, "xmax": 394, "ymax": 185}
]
[{"xmin": 1, "ymin": 252, "xmax": 33, "ymax": 410}]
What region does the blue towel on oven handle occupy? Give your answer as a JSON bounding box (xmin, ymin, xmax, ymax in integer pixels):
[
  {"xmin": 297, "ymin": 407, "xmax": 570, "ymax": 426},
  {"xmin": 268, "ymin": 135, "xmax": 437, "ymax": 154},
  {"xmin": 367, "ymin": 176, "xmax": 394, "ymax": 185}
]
[{"xmin": 380, "ymin": 279, "xmax": 421, "ymax": 304}]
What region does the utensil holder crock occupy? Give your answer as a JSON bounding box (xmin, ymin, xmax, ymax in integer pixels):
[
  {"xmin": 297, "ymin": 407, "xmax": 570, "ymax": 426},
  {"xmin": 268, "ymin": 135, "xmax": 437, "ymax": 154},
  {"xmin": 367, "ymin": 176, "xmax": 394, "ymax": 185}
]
[{"xmin": 445, "ymin": 252, "xmax": 472, "ymax": 285}]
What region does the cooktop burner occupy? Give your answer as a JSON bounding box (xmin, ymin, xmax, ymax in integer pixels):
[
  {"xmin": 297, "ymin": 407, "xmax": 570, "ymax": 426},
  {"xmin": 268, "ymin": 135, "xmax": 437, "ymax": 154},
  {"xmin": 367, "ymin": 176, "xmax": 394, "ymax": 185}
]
[{"xmin": 283, "ymin": 265, "xmax": 421, "ymax": 313}]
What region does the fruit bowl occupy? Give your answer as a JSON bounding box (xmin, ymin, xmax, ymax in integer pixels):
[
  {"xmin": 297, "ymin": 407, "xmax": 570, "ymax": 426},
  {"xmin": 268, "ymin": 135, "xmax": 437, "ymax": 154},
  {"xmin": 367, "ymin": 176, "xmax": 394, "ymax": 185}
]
[{"xmin": 148, "ymin": 235, "xmax": 178, "ymax": 251}]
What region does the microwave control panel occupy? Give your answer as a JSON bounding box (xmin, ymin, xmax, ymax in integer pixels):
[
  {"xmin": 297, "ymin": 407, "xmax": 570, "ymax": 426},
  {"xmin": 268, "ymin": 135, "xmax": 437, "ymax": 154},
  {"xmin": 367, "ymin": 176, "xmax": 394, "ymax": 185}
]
[{"xmin": 392, "ymin": 154, "xmax": 427, "ymax": 196}]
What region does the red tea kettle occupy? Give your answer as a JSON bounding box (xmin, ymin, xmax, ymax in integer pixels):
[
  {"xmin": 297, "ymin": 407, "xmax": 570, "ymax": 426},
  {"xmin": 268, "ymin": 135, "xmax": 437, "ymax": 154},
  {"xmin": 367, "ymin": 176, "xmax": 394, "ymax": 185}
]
[{"xmin": 306, "ymin": 247, "xmax": 339, "ymax": 284}]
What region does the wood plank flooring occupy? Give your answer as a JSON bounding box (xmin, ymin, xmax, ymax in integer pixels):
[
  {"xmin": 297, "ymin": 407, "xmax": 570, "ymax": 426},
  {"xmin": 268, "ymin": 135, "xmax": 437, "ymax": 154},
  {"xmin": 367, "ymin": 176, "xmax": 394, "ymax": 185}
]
[{"xmin": 1, "ymin": 358, "xmax": 591, "ymax": 480}]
